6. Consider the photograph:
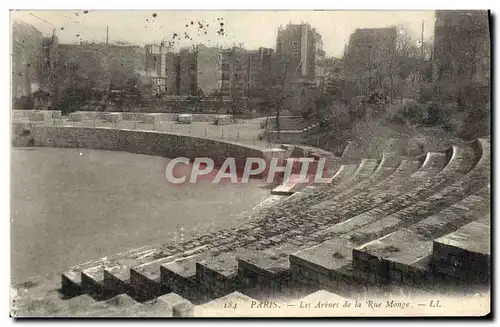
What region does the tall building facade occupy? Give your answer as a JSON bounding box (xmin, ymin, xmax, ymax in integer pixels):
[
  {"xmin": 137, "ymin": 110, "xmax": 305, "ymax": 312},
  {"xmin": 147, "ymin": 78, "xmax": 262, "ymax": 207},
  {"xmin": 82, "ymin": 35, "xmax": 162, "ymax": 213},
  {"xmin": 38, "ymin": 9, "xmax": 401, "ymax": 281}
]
[
  {"xmin": 57, "ymin": 43, "xmax": 145, "ymax": 90},
  {"xmin": 432, "ymin": 10, "xmax": 490, "ymax": 86},
  {"xmin": 144, "ymin": 44, "xmax": 179, "ymax": 95},
  {"xmin": 11, "ymin": 21, "xmax": 59, "ymax": 107},
  {"xmin": 219, "ymin": 47, "xmax": 249, "ymax": 97},
  {"xmin": 246, "ymin": 47, "xmax": 274, "ymax": 94},
  {"xmin": 12, "ymin": 21, "xmax": 44, "ymax": 101},
  {"xmin": 276, "ymin": 23, "xmax": 325, "ymax": 86},
  {"xmin": 178, "ymin": 45, "xmax": 220, "ymax": 96}
]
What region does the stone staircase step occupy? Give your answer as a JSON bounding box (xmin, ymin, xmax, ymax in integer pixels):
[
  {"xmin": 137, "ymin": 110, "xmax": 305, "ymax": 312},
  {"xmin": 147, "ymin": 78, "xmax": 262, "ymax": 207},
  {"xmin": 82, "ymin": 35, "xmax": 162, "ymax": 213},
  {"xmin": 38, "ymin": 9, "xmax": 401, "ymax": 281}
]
[
  {"xmin": 129, "ymin": 255, "xmax": 179, "ymax": 301},
  {"xmin": 347, "ymin": 216, "xmax": 403, "ymax": 246},
  {"xmin": 61, "ymin": 246, "xmax": 154, "ymax": 295},
  {"xmin": 160, "ymin": 252, "xmax": 213, "ymax": 302},
  {"xmin": 289, "ymin": 238, "xmax": 356, "ymax": 295},
  {"xmin": 103, "ymin": 247, "xmax": 192, "ymax": 299},
  {"xmin": 196, "ymin": 248, "xmax": 250, "ymax": 300},
  {"xmin": 99, "ymin": 246, "xmax": 170, "ymax": 294},
  {"xmin": 327, "ymin": 164, "xmax": 359, "ymax": 186},
  {"xmin": 317, "ymin": 141, "xmax": 487, "ymax": 233},
  {"xmin": 237, "ymin": 248, "xmax": 292, "ymax": 299},
  {"xmin": 410, "ymin": 189, "xmax": 490, "ymax": 239},
  {"xmin": 354, "ymin": 229, "xmax": 431, "ymax": 278},
  {"xmin": 433, "ymin": 218, "xmax": 490, "ymax": 283},
  {"xmin": 271, "ymin": 183, "xmax": 299, "ymax": 196},
  {"xmin": 103, "ymin": 260, "xmax": 139, "ymax": 296}
]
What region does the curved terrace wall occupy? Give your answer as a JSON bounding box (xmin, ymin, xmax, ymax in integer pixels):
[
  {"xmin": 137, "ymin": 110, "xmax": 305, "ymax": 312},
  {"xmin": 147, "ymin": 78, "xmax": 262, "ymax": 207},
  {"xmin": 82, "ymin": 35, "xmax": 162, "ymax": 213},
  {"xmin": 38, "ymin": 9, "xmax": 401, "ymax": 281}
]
[{"xmin": 13, "ymin": 124, "xmax": 267, "ymax": 164}]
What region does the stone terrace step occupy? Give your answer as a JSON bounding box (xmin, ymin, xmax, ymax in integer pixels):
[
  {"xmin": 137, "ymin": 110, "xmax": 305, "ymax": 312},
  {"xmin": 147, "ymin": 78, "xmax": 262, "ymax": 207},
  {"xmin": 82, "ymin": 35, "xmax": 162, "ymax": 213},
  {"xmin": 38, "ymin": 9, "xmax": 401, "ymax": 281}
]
[
  {"xmin": 160, "ymin": 251, "xmax": 215, "ymax": 302},
  {"xmin": 348, "ymin": 186, "xmax": 490, "ymax": 247},
  {"xmin": 352, "ymin": 190, "xmax": 490, "ymax": 296},
  {"xmin": 304, "ymin": 154, "xmax": 446, "ymax": 243},
  {"xmin": 237, "ymin": 247, "xmax": 296, "ymax": 300},
  {"xmin": 102, "ymin": 243, "xmax": 208, "ymax": 290},
  {"xmin": 287, "ymin": 163, "xmax": 359, "ymax": 200},
  {"xmin": 196, "ymin": 248, "xmax": 252, "ymax": 300},
  {"xmin": 61, "ymin": 245, "xmax": 155, "ymax": 295},
  {"xmin": 289, "ymin": 238, "xmax": 362, "ymax": 297},
  {"xmin": 329, "ymin": 159, "xmax": 380, "ymax": 193},
  {"xmin": 277, "ymin": 159, "xmax": 378, "ymax": 212},
  {"xmin": 129, "ymin": 256, "xmax": 181, "ymax": 301},
  {"xmin": 312, "ymin": 154, "xmax": 416, "ymax": 210},
  {"xmin": 432, "ymin": 216, "xmax": 490, "ymax": 283},
  {"xmin": 93, "ymin": 245, "xmax": 204, "ymax": 299},
  {"xmin": 308, "ymin": 141, "xmax": 484, "ymax": 240},
  {"xmin": 409, "ymin": 188, "xmax": 490, "ymax": 239}
]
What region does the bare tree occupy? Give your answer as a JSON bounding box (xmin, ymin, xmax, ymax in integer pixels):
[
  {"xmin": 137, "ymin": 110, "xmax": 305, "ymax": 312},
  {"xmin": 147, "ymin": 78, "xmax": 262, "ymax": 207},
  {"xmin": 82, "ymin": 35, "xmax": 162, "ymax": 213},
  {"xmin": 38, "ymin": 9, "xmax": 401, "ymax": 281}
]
[{"xmin": 255, "ymin": 55, "xmax": 300, "ymax": 140}]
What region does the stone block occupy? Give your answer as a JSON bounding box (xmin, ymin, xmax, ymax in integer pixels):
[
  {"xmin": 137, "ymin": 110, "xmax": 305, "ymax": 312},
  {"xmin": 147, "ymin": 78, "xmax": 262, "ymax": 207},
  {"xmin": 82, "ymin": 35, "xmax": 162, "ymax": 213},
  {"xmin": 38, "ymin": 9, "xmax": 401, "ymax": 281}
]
[
  {"xmin": 51, "ymin": 111, "xmax": 62, "ymax": 119},
  {"xmin": 69, "ymin": 112, "xmax": 83, "ymax": 121},
  {"xmin": 197, "ymin": 250, "xmax": 250, "ymax": 299},
  {"xmin": 160, "ymin": 254, "xmax": 208, "ymax": 302},
  {"xmin": 81, "ymin": 266, "xmax": 106, "ymax": 294},
  {"xmin": 61, "ymin": 270, "xmax": 82, "ymax": 295},
  {"xmin": 105, "ymin": 113, "xmax": 122, "ymax": 123},
  {"xmin": 433, "ymin": 220, "xmax": 490, "ymax": 283},
  {"xmin": 215, "ymin": 115, "xmax": 232, "ymax": 125},
  {"xmin": 237, "ymin": 250, "xmax": 291, "ymax": 298},
  {"xmin": 271, "ymin": 184, "xmax": 297, "ymax": 196},
  {"xmin": 129, "ymin": 258, "xmax": 173, "ymax": 300},
  {"xmin": 143, "ymin": 113, "xmax": 162, "ymax": 125},
  {"xmin": 29, "ymin": 111, "xmax": 45, "ymax": 121},
  {"xmin": 290, "ymin": 238, "xmax": 355, "ymax": 278},
  {"xmin": 103, "ymin": 265, "xmax": 131, "ymax": 295}
]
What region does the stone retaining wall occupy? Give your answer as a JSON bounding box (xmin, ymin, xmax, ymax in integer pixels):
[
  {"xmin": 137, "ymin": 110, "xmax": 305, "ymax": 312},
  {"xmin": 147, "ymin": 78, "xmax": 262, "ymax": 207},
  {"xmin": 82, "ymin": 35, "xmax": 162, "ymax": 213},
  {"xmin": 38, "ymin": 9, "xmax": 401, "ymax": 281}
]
[
  {"xmin": 12, "ymin": 124, "xmax": 266, "ymax": 166},
  {"xmin": 12, "ymin": 110, "xmax": 62, "ymax": 120},
  {"xmin": 70, "ymin": 111, "xmax": 233, "ymax": 123}
]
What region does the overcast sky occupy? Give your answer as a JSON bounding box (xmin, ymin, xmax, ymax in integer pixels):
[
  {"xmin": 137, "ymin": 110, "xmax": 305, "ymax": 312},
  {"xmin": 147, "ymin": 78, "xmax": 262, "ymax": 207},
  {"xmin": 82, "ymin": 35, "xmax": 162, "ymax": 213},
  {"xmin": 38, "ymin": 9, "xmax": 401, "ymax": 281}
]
[{"xmin": 11, "ymin": 10, "xmax": 435, "ymax": 57}]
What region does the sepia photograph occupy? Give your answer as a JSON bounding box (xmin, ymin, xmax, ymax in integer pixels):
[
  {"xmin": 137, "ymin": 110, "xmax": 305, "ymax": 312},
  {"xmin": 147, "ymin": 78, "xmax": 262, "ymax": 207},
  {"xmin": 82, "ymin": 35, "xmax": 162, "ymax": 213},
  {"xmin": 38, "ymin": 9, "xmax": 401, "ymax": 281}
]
[{"xmin": 8, "ymin": 8, "xmax": 491, "ymax": 318}]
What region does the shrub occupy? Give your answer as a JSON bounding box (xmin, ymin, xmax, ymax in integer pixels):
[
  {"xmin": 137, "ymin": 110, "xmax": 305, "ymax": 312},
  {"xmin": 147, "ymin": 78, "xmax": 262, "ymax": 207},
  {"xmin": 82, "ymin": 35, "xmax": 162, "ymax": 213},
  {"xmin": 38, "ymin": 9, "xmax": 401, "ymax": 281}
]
[
  {"xmin": 386, "ymin": 100, "xmax": 425, "ymax": 127},
  {"xmin": 425, "ymin": 101, "xmax": 447, "ymax": 126}
]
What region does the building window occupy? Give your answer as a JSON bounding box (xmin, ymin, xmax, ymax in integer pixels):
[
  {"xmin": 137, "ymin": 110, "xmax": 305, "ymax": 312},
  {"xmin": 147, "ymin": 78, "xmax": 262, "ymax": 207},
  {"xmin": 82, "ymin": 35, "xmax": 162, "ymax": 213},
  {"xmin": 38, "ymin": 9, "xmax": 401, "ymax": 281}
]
[{"xmin": 222, "ymin": 73, "xmax": 230, "ymax": 81}]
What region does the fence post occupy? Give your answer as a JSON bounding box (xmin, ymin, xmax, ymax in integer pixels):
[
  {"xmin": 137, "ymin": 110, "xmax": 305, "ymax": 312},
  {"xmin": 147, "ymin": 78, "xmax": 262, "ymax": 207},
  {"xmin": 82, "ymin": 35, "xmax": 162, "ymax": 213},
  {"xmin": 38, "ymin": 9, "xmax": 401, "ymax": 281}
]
[
  {"xmin": 134, "ymin": 120, "xmax": 137, "ymax": 130},
  {"xmin": 237, "ymin": 132, "xmax": 240, "ymax": 141},
  {"xmin": 171, "ymin": 123, "xmax": 173, "ymax": 133},
  {"xmin": 221, "ymin": 130, "xmax": 224, "ymax": 139},
  {"xmin": 205, "ymin": 127, "xmax": 207, "ymax": 137},
  {"xmin": 189, "ymin": 124, "xmax": 191, "ymax": 135},
  {"xmin": 94, "ymin": 119, "xmax": 96, "ymax": 128},
  {"xmin": 317, "ymin": 136, "xmax": 320, "ymax": 147},
  {"xmin": 153, "ymin": 122, "xmax": 156, "ymax": 130}
]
